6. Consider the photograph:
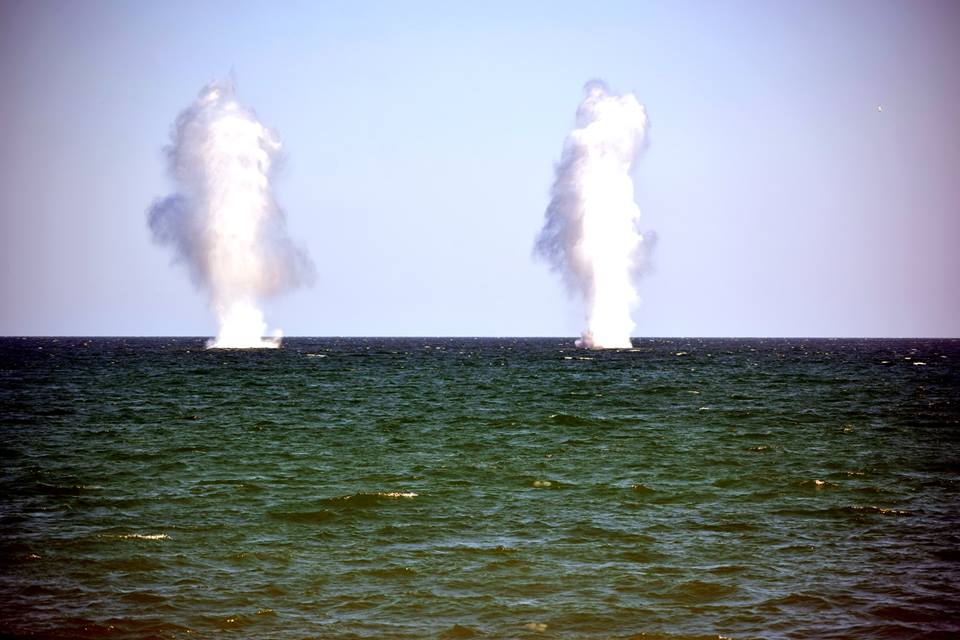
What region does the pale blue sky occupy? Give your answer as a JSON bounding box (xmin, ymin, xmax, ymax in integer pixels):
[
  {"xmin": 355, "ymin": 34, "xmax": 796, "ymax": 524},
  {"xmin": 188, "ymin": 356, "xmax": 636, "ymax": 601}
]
[{"xmin": 1, "ymin": 0, "xmax": 957, "ymax": 337}]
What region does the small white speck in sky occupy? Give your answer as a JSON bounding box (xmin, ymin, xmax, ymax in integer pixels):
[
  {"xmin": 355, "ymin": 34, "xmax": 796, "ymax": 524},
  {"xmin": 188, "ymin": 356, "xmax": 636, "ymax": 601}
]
[{"xmin": 876, "ymin": 104, "xmax": 883, "ymax": 112}]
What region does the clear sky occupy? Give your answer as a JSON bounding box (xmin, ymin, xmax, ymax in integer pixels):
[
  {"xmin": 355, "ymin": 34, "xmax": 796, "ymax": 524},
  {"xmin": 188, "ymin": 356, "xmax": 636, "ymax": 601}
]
[{"xmin": 1, "ymin": 0, "xmax": 958, "ymax": 338}]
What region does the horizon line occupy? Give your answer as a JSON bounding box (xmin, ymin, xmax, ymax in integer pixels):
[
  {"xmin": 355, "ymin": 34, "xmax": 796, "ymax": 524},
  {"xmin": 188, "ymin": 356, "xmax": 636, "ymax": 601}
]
[{"xmin": 2, "ymin": 335, "xmax": 958, "ymax": 341}]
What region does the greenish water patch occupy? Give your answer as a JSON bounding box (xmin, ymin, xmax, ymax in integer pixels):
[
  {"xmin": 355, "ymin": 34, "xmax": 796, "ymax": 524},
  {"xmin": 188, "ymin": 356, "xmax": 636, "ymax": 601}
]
[{"xmin": 1, "ymin": 337, "xmax": 958, "ymax": 638}]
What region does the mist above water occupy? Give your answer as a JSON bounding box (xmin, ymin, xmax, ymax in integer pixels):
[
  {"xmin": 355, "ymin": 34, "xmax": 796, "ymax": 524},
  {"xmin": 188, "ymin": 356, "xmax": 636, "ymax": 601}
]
[{"xmin": 148, "ymin": 81, "xmax": 312, "ymax": 348}]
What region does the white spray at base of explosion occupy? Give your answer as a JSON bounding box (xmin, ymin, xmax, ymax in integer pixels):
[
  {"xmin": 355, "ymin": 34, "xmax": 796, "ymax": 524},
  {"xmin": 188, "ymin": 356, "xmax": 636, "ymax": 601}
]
[
  {"xmin": 534, "ymin": 81, "xmax": 650, "ymax": 349},
  {"xmin": 148, "ymin": 82, "xmax": 313, "ymax": 348}
]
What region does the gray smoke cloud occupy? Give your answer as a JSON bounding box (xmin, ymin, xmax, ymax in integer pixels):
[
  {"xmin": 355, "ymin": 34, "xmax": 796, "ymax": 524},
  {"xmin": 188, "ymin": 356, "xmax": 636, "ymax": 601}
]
[
  {"xmin": 148, "ymin": 80, "xmax": 313, "ymax": 347},
  {"xmin": 534, "ymin": 80, "xmax": 653, "ymax": 349}
]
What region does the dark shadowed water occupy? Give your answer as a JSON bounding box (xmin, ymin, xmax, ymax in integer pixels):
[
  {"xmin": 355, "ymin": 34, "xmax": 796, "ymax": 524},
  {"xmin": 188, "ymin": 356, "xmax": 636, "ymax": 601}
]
[{"xmin": 1, "ymin": 337, "xmax": 958, "ymax": 639}]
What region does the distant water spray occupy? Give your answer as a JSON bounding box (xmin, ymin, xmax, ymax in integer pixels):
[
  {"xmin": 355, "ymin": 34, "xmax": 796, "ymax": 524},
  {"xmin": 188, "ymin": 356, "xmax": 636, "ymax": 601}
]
[
  {"xmin": 534, "ymin": 80, "xmax": 651, "ymax": 349},
  {"xmin": 148, "ymin": 81, "xmax": 313, "ymax": 348}
]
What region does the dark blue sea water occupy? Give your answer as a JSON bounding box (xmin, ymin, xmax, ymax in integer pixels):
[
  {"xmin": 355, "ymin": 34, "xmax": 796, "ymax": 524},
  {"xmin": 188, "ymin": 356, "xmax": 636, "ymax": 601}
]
[{"xmin": 1, "ymin": 337, "xmax": 958, "ymax": 639}]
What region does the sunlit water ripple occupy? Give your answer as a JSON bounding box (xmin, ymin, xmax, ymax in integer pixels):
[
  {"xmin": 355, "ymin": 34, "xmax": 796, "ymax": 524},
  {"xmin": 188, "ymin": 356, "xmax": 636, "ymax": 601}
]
[{"xmin": 1, "ymin": 337, "xmax": 958, "ymax": 638}]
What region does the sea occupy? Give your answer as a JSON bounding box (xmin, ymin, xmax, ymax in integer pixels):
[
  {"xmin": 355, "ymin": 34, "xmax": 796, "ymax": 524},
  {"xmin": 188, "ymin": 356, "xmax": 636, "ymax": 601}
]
[{"xmin": 1, "ymin": 337, "xmax": 958, "ymax": 639}]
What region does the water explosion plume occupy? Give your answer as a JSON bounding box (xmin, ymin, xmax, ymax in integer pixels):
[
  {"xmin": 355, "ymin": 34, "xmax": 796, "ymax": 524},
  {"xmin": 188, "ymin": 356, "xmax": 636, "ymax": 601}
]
[
  {"xmin": 148, "ymin": 81, "xmax": 313, "ymax": 348},
  {"xmin": 534, "ymin": 80, "xmax": 650, "ymax": 349}
]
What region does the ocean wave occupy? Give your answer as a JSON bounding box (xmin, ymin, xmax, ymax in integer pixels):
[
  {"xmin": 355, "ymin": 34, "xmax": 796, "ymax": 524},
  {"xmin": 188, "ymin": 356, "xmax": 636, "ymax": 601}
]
[
  {"xmin": 760, "ymin": 591, "xmax": 835, "ymax": 611},
  {"xmin": 101, "ymin": 557, "xmax": 165, "ymax": 572},
  {"xmin": 546, "ymin": 412, "xmax": 633, "ymax": 427},
  {"xmin": 548, "ymin": 412, "xmax": 590, "ymax": 426},
  {"xmin": 31, "ymin": 481, "xmax": 101, "ymax": 496},
  {"xmin": 562, "ymin": 523, "xmax": 656, "ymax": 545},
  {"xmin": 440, "ymin": 543, "xmax": 521, "ymax": 555},
  {"xmin": 851, "ymin": 485, "xmax": 889, "ymax": 494},
  {"xmin": 846, "ymin": 505, "xmax": 911, "ymax": 516},
  {"xmin": 318, "ymin": 491, "xmax": 418, "ymax": 506},
  {"xmin": 620, "ymin": 548, "xmax": 662, "ymax": 563},
  {"xmin": 268, "ymin": 509, "xmax": 335, "ymax": 523},
  {"xmin": 440, "ymin": 623, "xmax": 482, "ymax": 638},
  {"xmin": 699, "ymin": 520, "xmax": 760, "ymax": 533},
  {"xmin": 662, "ymin": 579, "xmax": 737, "ymax": 603},
  {"xmin": 121, "ymin": 590, "xmax": 167, "ymax": 604},
  {"xmin": 0, "ymin": 617, "xmax": 193, "ymax": 639},
  {"xmin": 773, "ymin": 505, "xmax": 912, "ymax": 518},
  {"xmin": 363, "ymin": 565, "xmax": 418, "ymax": 578},
  {"xmin": 270, "ymin": 492, "xmax": 419, "ymax": 522},
  {"xmin": 103, "ymin": 533, "xmax": 171, "ymax": 541},
  {"xmin": 796, "ymin": 479, "xmax": 833, "ymax": 489}
]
